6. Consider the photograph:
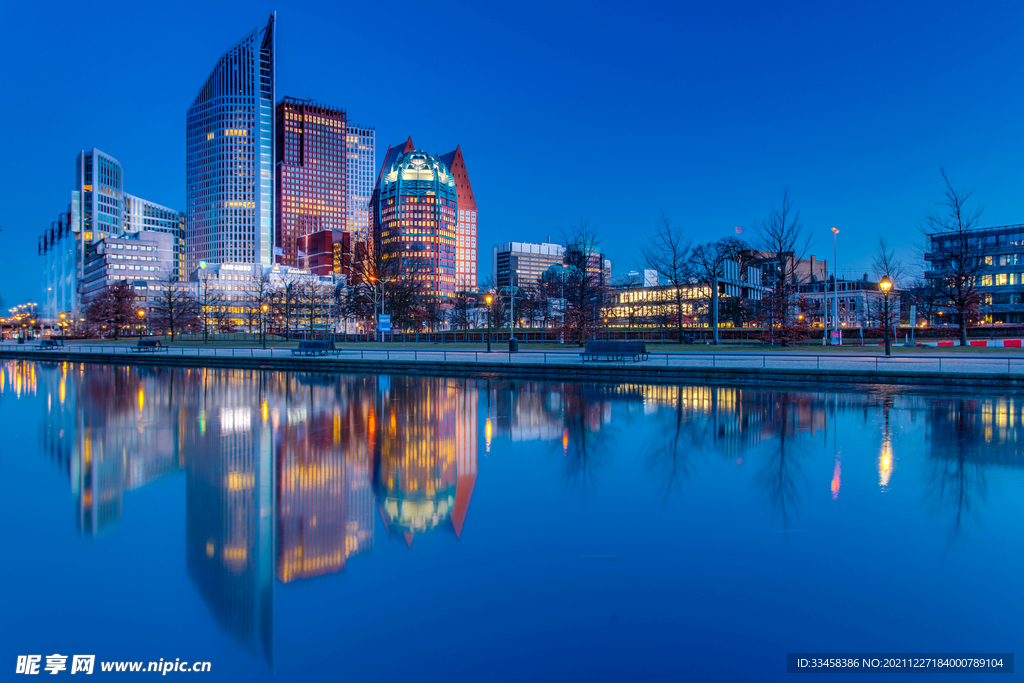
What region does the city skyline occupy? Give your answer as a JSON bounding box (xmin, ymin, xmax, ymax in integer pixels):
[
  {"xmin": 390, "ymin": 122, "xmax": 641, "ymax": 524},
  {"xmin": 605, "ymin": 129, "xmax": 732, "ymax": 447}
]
[{"xmin": 4, "ymin": 2, "xmax": 1024, "ymax": 305}]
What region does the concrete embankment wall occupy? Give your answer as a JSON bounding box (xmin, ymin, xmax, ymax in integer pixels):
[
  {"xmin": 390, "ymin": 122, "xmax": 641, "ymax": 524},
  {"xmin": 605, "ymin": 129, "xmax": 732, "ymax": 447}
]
[{"xmin": 3, "ymin": 350, "xmax": 1024, "ymax": 390}]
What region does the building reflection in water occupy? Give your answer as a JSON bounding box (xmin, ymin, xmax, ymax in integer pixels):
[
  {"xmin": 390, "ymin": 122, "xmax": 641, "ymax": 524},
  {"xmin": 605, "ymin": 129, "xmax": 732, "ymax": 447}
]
[
  {"xmin": 17, "ymin": 358, "xmax": 1024, "ymax": 665},
  {"xmin": 373, "ymin": 377, "xmax": 478, "ymax": 543},
  {"xmin": 25, "ymin": 362, "xmax": 479, "ymax": 667}
]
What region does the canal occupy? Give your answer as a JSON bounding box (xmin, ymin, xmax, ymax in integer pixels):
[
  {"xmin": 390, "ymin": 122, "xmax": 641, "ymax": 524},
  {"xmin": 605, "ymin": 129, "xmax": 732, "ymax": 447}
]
[{"xmin": 1, "ymin": 360, "xmax": 1020, "ymax": 681}]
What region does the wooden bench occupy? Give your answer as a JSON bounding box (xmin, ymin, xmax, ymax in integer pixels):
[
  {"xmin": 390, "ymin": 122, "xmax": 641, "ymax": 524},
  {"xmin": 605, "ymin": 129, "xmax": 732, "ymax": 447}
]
[
  {"xmin": 291, "ymin": 340, "xmax": 340, "ymax": 357},
  {"xmin": 581, "ymin": 340, "xmax": 649, "ymax": 362},
  {"xmin": 35, "ymin": 339, "xmax": 62, "ymax": 350},
  {"xmin": 130, "ymin": 339, "xmax": 166, "ymax": 353}
]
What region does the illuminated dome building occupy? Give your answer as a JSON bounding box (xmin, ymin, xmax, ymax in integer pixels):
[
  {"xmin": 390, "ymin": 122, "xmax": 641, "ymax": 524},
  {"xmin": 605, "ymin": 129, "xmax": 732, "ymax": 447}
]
[{"xmin": 370, "ymin": 148, "xmax": 457, "ymax": 298}]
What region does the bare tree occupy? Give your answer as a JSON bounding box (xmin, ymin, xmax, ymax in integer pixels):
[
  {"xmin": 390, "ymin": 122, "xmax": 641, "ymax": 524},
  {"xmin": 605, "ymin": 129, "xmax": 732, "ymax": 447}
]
[
  {"xmin": 687, "ymin": 237, "xmax": 751, "ymax": 341},
  {"xmin": 247, "ymin": 270, "xmax": 275, "ymax": 336},
  {"xmin": 922, "ymin": 169, "xmax": 988, "ymax": 345},
  {"xmin": 449, "ymin": 291, "xmax": 473, "ymax": 331},
  {"xmin": 906, "ymin": 277, "xmax": 945, "ymax": 327},
  {"xmin": 85, "ymin": 282, "xmax": 138, "ymax": 339},
  {"xmin": 561, "ymin": 219, "xmax": 607, "ymax": 345},
  {"xmin": 755, "ymin": 188, "xmax": 811, "ymax": 345},
  {"xmin": 150, "ymin": 275, "xmax": 197, "ymax": 341},
  {"xmin": 346, "ymin": 240, "xmax": 422, "ymax": 335},
  {"xmin": 639, "ymin": 211, "xmax": 692, "ymax": 339},
  {"xmin": 872, "ymin": 235, "xmax": 903, "ymax": 332},
  {"xmin": 196, "ymin": 274, "xmax": 224, "ymax": 343}
]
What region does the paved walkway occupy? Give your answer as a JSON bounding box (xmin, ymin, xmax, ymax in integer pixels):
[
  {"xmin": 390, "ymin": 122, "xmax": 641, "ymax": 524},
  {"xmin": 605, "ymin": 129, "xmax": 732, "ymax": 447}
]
[{"xmin": 3, "ymin": 342, "xmax": 1023, "ymax": 376}]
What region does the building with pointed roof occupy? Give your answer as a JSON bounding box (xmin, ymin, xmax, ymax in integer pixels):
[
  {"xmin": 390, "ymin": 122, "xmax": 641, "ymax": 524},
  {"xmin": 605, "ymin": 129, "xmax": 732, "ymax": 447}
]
[
  {"xmin": 371, "ymin": 145, "xmax": 458, "ymax": 299},
  {"xmin": 372, "ymin": 138, "xmax": 478, "ymax": 295}
]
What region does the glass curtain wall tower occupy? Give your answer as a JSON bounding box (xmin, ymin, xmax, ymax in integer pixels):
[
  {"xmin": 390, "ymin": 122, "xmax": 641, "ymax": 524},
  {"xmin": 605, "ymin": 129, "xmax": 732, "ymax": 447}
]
[
  {"xmin": 345, "ymin": 125, "xmax": 375, "ymax": 242},
  {"xmin": 186, "ymin": 14, "xmax": 276, "ymax": 275}
]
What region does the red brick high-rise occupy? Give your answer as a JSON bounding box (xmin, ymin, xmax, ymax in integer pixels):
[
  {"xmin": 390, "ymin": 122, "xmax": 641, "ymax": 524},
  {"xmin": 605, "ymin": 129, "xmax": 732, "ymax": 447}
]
[{"xmin": 275, "ymin": 97, "xmax": 347, "ymax": 266}]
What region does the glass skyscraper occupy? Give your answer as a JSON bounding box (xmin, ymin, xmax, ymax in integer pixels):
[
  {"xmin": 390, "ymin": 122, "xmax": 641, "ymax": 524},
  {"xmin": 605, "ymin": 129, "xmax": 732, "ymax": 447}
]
[
  {"xmin": 345, "ymin": 124, "xmax": 375, "ymax": 242},
  {"xmin": 186, "ymin": 14, "xmax": 276, "ymax": 275}
]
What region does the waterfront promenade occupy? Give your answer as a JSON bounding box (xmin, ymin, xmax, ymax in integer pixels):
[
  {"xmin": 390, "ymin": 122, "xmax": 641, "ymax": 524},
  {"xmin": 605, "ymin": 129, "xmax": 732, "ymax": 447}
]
[{"xmin": 3, "ymin": 340, "xmax": 1023, "ymax": 388}]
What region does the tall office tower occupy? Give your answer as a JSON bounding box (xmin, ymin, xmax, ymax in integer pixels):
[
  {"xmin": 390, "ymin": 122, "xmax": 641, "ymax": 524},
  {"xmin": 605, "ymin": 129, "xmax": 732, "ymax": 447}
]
[
  {"xmin": 345, "ymin": 124, "xmax": 375, "ymax": 242},
  {"xmin": 186, "ymin": 14, "xmax": 276, "ymax": 276},
  {"xmin": 439, "ymin": 147, "xmax": 478, "ymax": 292},
  {"xmin": 370, "ymin": 147, "xmax": 457, "ymax": 298},
  {"xmin": 40, "ymin": 148, "xmax": 183, "ymax": 319},
  {"xmin": 275, "ymin": 97, "xmax": 347, "ymax": 266}
]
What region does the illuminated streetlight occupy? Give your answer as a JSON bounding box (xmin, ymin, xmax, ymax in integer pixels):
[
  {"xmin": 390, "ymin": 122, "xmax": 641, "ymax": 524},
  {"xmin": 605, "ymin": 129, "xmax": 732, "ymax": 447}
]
[
  {"xmin": 879, "ymin": 276, "xmax": 893, "ymax": 357},
  {"xmin": 261, "ymin": 303, "xmax": 269, "ymax": 349},
  {"xmin": 485, "ymin": 294, "xmax": 493, "ymax": 353}
]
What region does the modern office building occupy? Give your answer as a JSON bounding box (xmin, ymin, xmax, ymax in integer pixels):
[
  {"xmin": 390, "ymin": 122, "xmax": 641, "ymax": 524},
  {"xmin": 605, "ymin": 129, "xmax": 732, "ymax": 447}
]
[
  {"xmin": 439, "ymin": 146, "xmax": 478, "ymax": 292},
  {"xmin": 81, "ymin": 232, "xmax": 176, "ymax": 310},
  {"xmin": 925, "ymin": 223, "xmax": 1024, "ymax": 324},
  {"xmin": 275, "ymin": 97, "xmax": 346, "ymax": 267},
  {"xmin": 493, "ymin": 241, "xmax": 565, "ymax": 291},
  {"xmin": 345, "ymin": 124, "xmax": 375, "ymax": 242},
  {"xmin": 186, "ymin": 14, "xmax": 276, "ymax": 274},
  {"xmin": 296, "ymin": 229, "xmax": 350, "ymax": 276},
  {"xmin": 370, "ymin": 148, "xmax": 458, "ymax": 298},
  {"xmin": 124, "ymin": 195, "xmax": 186, "ymax": 280},
  {"xmin": 40, "ymin": 148, "xmax": 183, "ymax": 320}
]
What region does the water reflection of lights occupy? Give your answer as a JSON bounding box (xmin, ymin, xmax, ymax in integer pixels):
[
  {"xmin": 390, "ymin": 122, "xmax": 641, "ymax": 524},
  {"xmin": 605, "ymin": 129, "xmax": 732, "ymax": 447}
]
[
  {"xmin": 485, "ymin": 417, "xmax": 492, "ymax": 453},
  {"xmin": 879, "ymin": 440, "xmax": 893, "ymax": 490},
  {"xmin": 562, "ymin": 427, "xmax": 569, "ymax": 455},
  {"xmin": 830, "ymin": 457, "xmax": 841, "ymax": 500}
]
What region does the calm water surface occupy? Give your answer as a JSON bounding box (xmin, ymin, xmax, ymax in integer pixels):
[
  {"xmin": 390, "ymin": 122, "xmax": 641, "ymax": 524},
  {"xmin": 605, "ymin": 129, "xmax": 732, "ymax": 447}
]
[{"xmin": 1, "ymin": 360, "xmax": 1021, "ymax": 681}]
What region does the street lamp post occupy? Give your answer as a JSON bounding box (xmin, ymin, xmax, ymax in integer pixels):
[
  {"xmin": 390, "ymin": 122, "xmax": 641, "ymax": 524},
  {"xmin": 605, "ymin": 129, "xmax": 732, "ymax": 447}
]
[
  {"xmin": 59, "ymin": 313, "xmax": 66, "ymax": 345},
  {"xmin": 137, "ymin": 309, "xmax": 146, "ymax": 337},
  {"xmin": 485, "ymin": 294, "xmax": 493, "ymax": 352},
  {"xmin": 880, "ymin": 276, "xmax": 892, "ymax": 357},
  {"xmin": 831, "ymin": 227, "xmax": 839, "ymax": 344},
  {"xmin": 261, "ymin": 304, "xmax": 269, "ymax": 349}
]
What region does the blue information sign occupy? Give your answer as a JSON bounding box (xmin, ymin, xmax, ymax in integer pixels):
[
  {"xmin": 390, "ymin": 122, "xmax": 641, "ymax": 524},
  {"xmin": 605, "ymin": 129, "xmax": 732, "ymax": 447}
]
[{"xmin": 377, "ymin": 314, "xmax": 391, "ymax": 332}]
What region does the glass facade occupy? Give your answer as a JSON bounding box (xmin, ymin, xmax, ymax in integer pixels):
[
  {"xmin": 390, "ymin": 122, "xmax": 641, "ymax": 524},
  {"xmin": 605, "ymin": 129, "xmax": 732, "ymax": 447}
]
[
  {"xmin": 40, "ymin": 149, "xmax": 183, "ymax": 320},
  {"xmin": 345, "ymin": 125, "xmax": 375, "ymax": 243},
  {"xmin": 186, "ymin": 14, "xmax": 276, "ymax": 275},
  {"xmin": 371, "ymin": 150, "xmax": 458, "ymax": 298}
]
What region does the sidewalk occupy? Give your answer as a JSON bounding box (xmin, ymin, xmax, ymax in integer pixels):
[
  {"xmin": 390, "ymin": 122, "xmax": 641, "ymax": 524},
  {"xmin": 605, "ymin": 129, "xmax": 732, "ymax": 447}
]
[{"xmin": 3, "ymin": 341, "xmax": 1023, "ymax": 384}]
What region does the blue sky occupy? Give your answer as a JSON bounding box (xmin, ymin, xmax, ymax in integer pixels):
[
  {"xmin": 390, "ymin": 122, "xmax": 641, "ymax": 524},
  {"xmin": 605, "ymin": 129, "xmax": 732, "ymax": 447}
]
[{"xmin": 2, "ymin": 0, "xmax": 1023, "ymax": 306}]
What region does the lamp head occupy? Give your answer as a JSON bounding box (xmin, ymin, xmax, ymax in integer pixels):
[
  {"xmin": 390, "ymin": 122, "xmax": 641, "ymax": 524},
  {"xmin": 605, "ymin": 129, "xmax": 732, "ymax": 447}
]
[{"xmin": 879, "ymin": 276, "xmax": 892, "ymax": 293}]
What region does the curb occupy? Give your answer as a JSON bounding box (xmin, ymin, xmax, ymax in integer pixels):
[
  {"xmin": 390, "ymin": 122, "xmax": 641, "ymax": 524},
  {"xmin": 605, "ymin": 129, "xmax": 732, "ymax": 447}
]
[{"xmin": 3, "ymin": 350, "xmax": 1024, "ymax": 390}]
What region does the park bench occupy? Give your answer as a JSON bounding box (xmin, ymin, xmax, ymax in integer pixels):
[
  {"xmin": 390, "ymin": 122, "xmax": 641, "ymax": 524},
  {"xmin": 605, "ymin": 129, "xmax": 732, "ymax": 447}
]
[
  {"xmin": 35, "ymin": 339, "xmax": 62, "ymax": 350},
  {"xmin": 130, "ymin": 339, "xmax": 166, "ymax": 353},
  {"xmin": 581, "ymin": 340, "xmax": 649, "ymax": 362},
  {"xmin": 291, "ymin": 340, "xmax": 340, "ymax": 357}
]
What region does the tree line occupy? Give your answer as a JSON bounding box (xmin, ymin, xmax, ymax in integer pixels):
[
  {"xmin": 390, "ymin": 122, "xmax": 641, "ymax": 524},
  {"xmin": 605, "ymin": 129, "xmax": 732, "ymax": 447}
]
[{"xmin": 78, "ymin": 169, "xmax": 993, "ymax": 345}]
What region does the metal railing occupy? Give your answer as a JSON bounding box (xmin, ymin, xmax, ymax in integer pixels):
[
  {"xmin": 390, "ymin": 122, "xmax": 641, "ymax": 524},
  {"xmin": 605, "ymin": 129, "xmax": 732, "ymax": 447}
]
[{"xmin": 1, "ymin": 342, "xmax": 1021, "ymax": 375}]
